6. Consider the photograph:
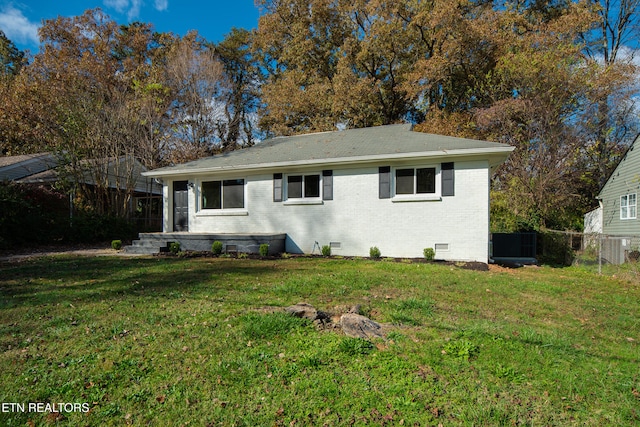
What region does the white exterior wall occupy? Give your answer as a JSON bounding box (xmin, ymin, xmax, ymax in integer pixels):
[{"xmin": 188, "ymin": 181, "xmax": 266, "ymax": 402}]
[
  {"xmin": 162, "ymin": 159, "xmax": 491, "ymax": 262},
  {"xmin": 584, "ymin": 206, "xmax": 603, "ymax": 235}
]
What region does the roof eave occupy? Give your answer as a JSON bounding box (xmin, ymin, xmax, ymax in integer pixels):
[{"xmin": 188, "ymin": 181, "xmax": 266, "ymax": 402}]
[{"xmin": 143, "ymin": 146, "xmax": 515, "ymax": 179}]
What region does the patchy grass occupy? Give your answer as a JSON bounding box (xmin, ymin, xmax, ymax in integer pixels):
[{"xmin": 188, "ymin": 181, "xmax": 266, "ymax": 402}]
[{"xmin": 0, "ymin": 256, "xmax": 638, "ymax": 426}]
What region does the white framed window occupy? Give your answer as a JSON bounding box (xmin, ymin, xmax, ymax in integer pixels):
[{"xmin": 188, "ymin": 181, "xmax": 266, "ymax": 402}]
[
  {"xmin": 283, "ymin": 173, "xmax": 323, "ymax": 205},
  {"xmin": 621, "ymin": 193, "xmax": 637, "ymax": 220},
  {"xmin": 287, "ymin": 174, "xmax": 320, "ymax": 199},
  {"xmin": 391, "ymin": 165, "xmax": 441, "ymax": 202},
  {"xmin": 201, "ymin": 179, "xmax": 245, "ymax": 210},
  {"xmin": 395, "ymin": 167, "xmax": 436, "ymax": 195},
  {"xmin": 275, "ymin": 170, "xmax": 333, "ymax": 204}
]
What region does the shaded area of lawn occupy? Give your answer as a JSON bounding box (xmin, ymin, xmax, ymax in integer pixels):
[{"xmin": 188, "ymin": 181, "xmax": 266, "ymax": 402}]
[
  {"xmin": 0, "ymin": 256, "xmax": 638, "ymax": 426},
  {"xmin": 1, "ymin": 256, "xmax": 291, "ymax": 307}
]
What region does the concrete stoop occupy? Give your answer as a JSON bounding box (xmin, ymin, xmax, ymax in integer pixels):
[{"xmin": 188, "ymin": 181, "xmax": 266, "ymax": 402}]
[{"xmin": 124, "ymin": 233, "xmax": 287, "ymax": 255}]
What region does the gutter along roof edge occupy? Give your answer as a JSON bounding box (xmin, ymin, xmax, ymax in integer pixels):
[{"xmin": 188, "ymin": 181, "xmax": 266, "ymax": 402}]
[{"xmin": 142, "ymin": 146, "xmax": 515, "ymax": 178}]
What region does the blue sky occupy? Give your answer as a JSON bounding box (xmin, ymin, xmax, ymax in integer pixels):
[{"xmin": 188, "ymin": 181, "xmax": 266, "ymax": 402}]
[{"xmin": 0, "ymin": 1, "xmax": 261, "ymax": 53}]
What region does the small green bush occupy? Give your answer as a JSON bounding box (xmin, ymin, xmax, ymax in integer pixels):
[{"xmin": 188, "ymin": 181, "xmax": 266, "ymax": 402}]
[
  {"xmin": 321, "ymin": 245, "xmax": 331, "ymax": 257},
  {"xmin": 111, "ymin": 240, "xmax": 123, "ymax": 250},
  {"xmin": 169, "ymin": 242, "xmax": 181, "ymax": 254},
  {"xmin": 423, "ymin": 247, "xmax": 435, "ymax": 261},
  {"xmin": 259, "ymin": 243, "xmax": 269, "ymax": 257},
  {"xmin": 211, "ymin": 240, "xmax": 223, "ymax": 255},
  {"xmin": 369, "ymin": 246, "xmax": 381, "ymax": 259}
]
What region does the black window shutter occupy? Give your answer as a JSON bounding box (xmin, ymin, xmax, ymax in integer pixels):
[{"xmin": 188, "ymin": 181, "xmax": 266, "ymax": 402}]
[
  {"xmin": 441, "ymin": 162, "xmax": 454, "ymax": 196},
  {"xmin": 322, "ymin": 170, "xmax": 333, "ymax": 200},
  {"xmin": 379, "ymin": 166, "xmax": 391, "ymax": 199},
  {"xmin": 273, "ymin": 173, "xmax": 283, "ymax": 202}
]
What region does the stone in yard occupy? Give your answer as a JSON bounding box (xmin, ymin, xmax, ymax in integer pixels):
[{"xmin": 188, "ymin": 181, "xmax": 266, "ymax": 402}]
[
  {"xmin": 340, "ymin": 313, "xmax": 385, "ymax": 339},
  {"xmin": 285, "ymin": 303, "xmax": 318, "ymax": 321}
]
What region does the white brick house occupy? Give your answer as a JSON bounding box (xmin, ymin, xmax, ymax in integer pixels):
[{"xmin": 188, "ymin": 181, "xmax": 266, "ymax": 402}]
[{"xmin": 142, "ymin": 125, "xmax": 513, "ymax": 262}]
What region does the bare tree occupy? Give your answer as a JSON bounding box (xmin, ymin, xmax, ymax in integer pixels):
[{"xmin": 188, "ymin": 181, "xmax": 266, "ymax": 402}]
[
  {"xmin": 164, "ymin": 31, "xmax": 226, "ymax": 163},
  {"xmin": 580, "ymin": 0, "xmax": 640, "ymax": 191},
  {"xmin": 25, "ymin": 10, "xmax": 161, "ymax": 218}
]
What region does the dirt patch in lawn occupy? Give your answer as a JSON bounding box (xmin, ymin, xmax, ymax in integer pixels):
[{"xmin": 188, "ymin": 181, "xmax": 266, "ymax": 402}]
[{"xmin": 0, "ymin": 243, "xmax": 140, "ymax": 263}]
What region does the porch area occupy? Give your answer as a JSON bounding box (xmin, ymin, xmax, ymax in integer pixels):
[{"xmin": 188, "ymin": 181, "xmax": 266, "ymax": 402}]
[{"xmin": 125, "ymin": 232, "xmax": 287, "ymax": 255}]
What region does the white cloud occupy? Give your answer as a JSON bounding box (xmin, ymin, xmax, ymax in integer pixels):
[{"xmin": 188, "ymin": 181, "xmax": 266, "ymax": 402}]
[
  {"xmin": 154, "ymin": 0, "xmax": 168, "ymax": 12},
  {"xmin": 127, "ymin": 0, "xmax": 142, "ymax": 20},
  {"xmin": 103, "ymin": 0, "xmax": 129, "ymax": 13},
  {"xmin": 0, "ymin": 4, "xmax": 39, "ymax": 46},
  {"xmin": 104, "ymin": 0, "xmax": 169, "ymax": 20},
  {"xmin": 103, "ymin": 0, "xmax": 139, "ymax": 20}
]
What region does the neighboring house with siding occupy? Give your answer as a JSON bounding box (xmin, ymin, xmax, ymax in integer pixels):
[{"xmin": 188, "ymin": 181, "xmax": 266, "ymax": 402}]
[
  {"xmin": 0, "ymin": 153, "xmax": 162, "ymax": 224},
  {"xmin": 142, "ymin": 124, "xmax": 514, "ymax": 262},
  {"xmin": 0, "ymin": 153, "xmax": 161, "ymax": 196},
  {"xmin": 597, "ymin": 135, "xmax": 640, "ymax": 236},
  {"xmin": 0, "ymin": 153, "xmax": 57, "ymax": 182}
]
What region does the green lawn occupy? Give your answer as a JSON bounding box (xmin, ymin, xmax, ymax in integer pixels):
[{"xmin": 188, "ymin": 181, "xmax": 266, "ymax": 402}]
[{"xmin": 0, "ymin": 255, "xmax": 638, "ymax": 426}]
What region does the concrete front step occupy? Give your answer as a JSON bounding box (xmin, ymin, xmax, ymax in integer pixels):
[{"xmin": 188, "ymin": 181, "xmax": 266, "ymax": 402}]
[
  {"xmin": 124, "ymin": 240, "xmax": 167, "ymax": 255},
  {"xmin": 124, "ymin": 246, "xmax": 163, "ymax": 255},
  {"xmin": 124, "ymin": 233, "xmax": 287, "ymax": 255}
]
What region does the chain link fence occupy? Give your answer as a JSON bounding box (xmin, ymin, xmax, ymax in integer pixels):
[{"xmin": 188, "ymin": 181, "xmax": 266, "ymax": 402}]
[
  {"xmin": 491, "ymin": 230, "xmax": 639, "ymax": 277},
  {"xmin": 523, "ymin": 230, "xmax": 639, "ymax": 277},
  {"xmin": 590, "ymin": 234, "xmax": 640, "ymax": 265},
  {"xmin": 542, "ymin": 230, "xmax": 639, "ymax": 277}
]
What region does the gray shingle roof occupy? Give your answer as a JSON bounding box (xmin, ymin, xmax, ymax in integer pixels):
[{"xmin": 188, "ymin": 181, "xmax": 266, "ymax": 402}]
[
  {"xmin": 0, "ymin": 153, "xmax": 57, "ymax": 181},
  {"xmin": 145, "ymin": 124, "xmax": 513, "ymax": 177}
]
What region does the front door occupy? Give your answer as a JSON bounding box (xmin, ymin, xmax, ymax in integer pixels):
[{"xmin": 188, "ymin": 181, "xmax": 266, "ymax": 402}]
[{"xmin": 173, "ymin": 180, "xmax": 189, "ymax": 232}]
